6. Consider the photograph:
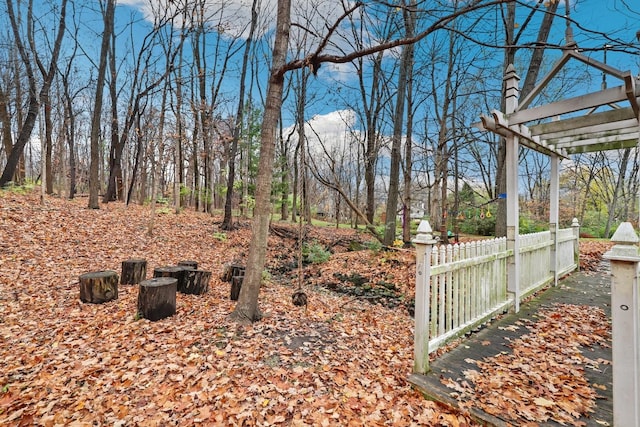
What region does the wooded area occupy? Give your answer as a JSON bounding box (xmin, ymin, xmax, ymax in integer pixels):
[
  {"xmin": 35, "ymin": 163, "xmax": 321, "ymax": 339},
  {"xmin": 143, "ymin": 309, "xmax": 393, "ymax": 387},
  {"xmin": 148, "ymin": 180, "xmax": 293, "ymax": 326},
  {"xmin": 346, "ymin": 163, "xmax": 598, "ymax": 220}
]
[
  {"xmin": 1, "ymin": 1, "xmax": 637, "ymax": 235},
  {"xmin": 0, "ymin": 1, "xmax": 638, "ymax": 321},
  {"xmin": 0, "ymin": 189, "xmax": 614, "ymax": 425}
]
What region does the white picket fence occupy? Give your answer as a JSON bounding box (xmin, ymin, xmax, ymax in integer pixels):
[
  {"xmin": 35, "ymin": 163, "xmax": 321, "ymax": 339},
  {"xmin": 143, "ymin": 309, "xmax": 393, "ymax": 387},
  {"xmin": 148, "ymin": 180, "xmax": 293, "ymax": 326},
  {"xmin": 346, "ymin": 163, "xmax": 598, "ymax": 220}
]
[
  {"xmin": 427, "ymin": 238, "xmax": 511, "ymax": 351},
  {"xmin": 422, "ymin": 226, "xmax": 579, "ymax": 354},
  {"xmin": 519, "ymin": 231, "xmax": 553, "ymax": 296},
  {"xmin": 557, "ymin": 227, "xmax": 579, "ymax": 276}
]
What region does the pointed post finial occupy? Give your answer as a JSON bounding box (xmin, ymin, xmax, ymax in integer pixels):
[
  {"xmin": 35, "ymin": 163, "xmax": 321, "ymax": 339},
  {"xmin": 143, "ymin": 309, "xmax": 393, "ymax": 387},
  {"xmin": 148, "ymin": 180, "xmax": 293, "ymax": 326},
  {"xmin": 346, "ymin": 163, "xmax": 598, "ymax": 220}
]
[
  {"xmin": 504, "ymin": 64, "xmax": 520, "ymax": 114},
  {"xmin": 413, "ymin": 220, "xmax": 435, "ymax": 244},
  {"xmin": 605, "ymin": 222, "xmax": 639, "ymax": 259}
]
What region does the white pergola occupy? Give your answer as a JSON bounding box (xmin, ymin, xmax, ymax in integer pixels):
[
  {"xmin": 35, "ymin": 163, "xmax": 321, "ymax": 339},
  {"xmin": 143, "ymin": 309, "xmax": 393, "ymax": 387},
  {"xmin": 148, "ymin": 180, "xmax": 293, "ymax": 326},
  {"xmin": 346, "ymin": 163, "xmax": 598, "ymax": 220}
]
[
  {"xmin": 479, "ymin": 46, "xmax": 640, "ymax": 427},
  {"xmin": 479, "ymin": 47, "xmax": 640, "ymax": 309}
]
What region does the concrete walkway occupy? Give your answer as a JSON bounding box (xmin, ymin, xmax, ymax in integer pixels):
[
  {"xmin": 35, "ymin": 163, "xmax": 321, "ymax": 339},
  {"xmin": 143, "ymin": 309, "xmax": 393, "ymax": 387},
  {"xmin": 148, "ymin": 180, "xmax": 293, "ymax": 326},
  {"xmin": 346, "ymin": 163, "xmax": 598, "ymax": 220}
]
[{"xmin": 409, "ymin": 264, "xmax": 612, "ymax": 426}]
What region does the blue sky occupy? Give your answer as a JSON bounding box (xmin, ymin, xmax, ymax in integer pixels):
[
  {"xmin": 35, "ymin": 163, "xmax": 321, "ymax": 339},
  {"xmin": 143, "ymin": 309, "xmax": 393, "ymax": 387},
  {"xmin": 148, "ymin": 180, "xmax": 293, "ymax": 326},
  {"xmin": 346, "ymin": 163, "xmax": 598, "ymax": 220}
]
[{"xmin": 46, "ymin": 0, "xmax": 640, "ymax": 134}]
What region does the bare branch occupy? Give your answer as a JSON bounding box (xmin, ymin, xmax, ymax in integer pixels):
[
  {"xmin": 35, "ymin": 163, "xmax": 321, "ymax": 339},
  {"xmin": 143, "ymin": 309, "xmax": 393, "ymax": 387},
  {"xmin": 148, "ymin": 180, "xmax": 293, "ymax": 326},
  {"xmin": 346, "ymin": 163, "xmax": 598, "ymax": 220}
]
[{"xmin": 278, "ymin": 0, "xmax": 510, "ymax": 76}]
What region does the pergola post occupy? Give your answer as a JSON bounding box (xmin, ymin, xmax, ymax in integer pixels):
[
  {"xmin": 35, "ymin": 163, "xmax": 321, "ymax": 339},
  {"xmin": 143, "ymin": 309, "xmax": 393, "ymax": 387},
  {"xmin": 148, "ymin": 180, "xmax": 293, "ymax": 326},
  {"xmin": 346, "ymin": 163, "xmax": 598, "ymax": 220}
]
[
  {"xmin": 572, "ymin": 218, "xmax": 580, "ymax": 270},
  {"xmin": 412, "ymin": 220, "xmax": 437, "ymax": 374},
  {"xmin": 549, "ymin": 154, "xmax": 560, "ymax": 286},
  {"xmin": 603, "ymin": 222, "xmax": 640, "ymax": 427},
  {"xmin": 504, "ymin": 64, "xmax": 521, "ymax": 312}
]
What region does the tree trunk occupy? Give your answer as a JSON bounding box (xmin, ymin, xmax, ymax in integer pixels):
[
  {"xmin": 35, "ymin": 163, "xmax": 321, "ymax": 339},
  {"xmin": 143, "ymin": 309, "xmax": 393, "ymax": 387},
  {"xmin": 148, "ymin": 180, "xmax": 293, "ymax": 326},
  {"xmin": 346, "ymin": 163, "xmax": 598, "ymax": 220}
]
[
  {"xmin": 363, "ymin": 53, "xmax": 384, "ymax": 225},
  {"xmin": 103, "ymin": 25, "xmax": 123, "ymax": 203},
  {"xmin": 279, "ymin": 129, "xmax": 290, "ymax": 221},
  {"xmin": 0, "ymin": 0, "xmax": 67, "ymax": 188},
  {"xmin": 61, "ymin": 74, "xmax": 77, "ymax": 199},
  {"xmin": 0, "ymin": 87, "xmax": 12, "ymax": 168},
  {"xmin": 402, "ymin": 21, "xmax": 415, "ymax": 245},
  {"xmin": 383, "ymin": 1, "xmax": 415, "ymax": 246},
  {"xmin": 173, "ymin": 42, "xmax": 185, "ymax": 213},
  {"xmin": 604, "ymin": 148, "xmax": 631, "ymax": 238},
  {"xmin": 221, "ymin": 0, "xmax": 259, "ymax": 230},
  {"xmin": 521, "ymin": 1, "xmax": 559, "ymax": 97},
  {"xmin": 127, "ymin": 113, "xmax": 144, "ymax": 204},
  {"xmin": 231, "ymin": 0, "xmax": 291, "ymax": 323},
  {"xmin": 43, "ymin": 97, "xmax": 54, "ymax": 194},
  {"xmin": 296, "ymin": 68, "xmax": 311, "ymax": 224},
  {"xmin": 89, "ymin": 0, "xmax": 114, "ymax": 208},
  {"xmin": 291, "ymin": 143, "xmax": 300, "ymax": 222},
  {"xmin": 147, "ymin": 67, "xmax": 170, "ymax": 236}
]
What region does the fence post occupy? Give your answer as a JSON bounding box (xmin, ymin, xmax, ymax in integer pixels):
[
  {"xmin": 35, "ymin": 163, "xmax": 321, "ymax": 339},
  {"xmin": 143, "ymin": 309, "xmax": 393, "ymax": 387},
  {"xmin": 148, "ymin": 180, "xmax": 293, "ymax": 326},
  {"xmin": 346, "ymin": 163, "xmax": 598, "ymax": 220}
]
[
  {"xmin": 549, "ymin": 154, "xmax": 559, "ymax": 286},
  {"xmin": 412, "ymin": 220, "xmax": 437, "ymax": 374},
  {"xmin": 603, "ymin": 222, "xmax": 640, "ymax": 427},
  {"xmin": 572, "ymin": 218, "xmax": 580, "ymax": 271},
  {"xmin": 504, "ymin": 64, "xmax": 521, "ymax": 313}
]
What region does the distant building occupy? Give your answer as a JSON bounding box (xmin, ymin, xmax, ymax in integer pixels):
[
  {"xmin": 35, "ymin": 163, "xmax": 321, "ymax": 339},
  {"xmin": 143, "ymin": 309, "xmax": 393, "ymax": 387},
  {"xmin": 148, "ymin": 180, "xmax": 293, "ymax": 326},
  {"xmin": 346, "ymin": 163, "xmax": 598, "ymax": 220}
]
[{"xmin": 410, "ymin": 200, "xmax": 425, "ymax": 219}]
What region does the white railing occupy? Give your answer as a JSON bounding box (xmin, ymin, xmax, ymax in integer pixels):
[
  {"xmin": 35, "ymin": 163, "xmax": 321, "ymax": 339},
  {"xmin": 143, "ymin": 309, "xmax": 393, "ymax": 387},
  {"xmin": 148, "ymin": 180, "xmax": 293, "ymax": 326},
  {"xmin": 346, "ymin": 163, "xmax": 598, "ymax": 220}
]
[
  {"xmin": 415, "ymin": 224, "xmax": 580, "ymax": 366},
  {"xmin": 519, "ymin": 231, "xmax": 553, "ymax": 296},
  {"xmin": 427, "ymin": 238, "xmax": 512, "ymax": 351},
  {"xmin": 557, "ymin": 227, "xmax": 579, "ymax": 275}
]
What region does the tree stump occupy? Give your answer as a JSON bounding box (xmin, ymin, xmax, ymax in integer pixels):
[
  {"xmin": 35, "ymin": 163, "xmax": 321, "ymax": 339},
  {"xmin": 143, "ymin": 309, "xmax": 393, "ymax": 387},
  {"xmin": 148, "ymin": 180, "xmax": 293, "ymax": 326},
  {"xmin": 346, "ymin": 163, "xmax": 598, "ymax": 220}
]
[
  {"xmin": 230, "ymin": 269, "xmax": 245, "ymax": 301},
  {"xmin": 222, "ymin": 264, "xmax": 245, "ymax": 282},
  {"xmin": 121, "ymin": 259, "xmax": 147, "ymax": 285},
  {"xmin": 178, "ymin": 260, "xmax": 198, "ymax": 270},
  {"xmin": 137, "ymin": 277, "xmax": 177, "ymax": 321},
  {"xmin": 153, "ymin": 266, "xmax": 187, "ymax": 292},
  {"xmin": 79, "ymin": 270, "xmax": 119, "ymax": 304},
  {"xmin": 182, "ymin": 270, "xmax": 211, "ymax": 295}
]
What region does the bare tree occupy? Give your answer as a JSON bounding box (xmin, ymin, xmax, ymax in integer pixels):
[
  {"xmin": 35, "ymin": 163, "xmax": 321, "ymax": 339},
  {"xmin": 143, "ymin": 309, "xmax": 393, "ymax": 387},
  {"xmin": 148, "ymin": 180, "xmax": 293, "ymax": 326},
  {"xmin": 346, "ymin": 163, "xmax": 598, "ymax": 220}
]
[
  {"xmin": 383, "ymin": 0, "xmax": 416, "ymax": 246},
  {"xmin": 0, "ymin": 86, "xmax": 13, "ymax": 172},
  {"xmin": 401, "ymin": 9, "xmax": 416, "ymax": 245},
  {"xmin": 221, "ymin": 0, "xmax": 260, "ymax": 230},
  {"xmin": 231, "ymin": 0, "xmax": 510, "ymax": 323},
  {"xmin": 230, "ymin": 0, "xmax": 293, "ymax": 323},
  {"xmin": 88, "ymin": 0, "xmax": 114, "ymax": 208},
  {"xmin": 102, "ymin": 5, "xmax": 187, "ymax": 204},
  {"xmin": 0, "ymin": 0, "xmax": 68, "ymax": 188}
]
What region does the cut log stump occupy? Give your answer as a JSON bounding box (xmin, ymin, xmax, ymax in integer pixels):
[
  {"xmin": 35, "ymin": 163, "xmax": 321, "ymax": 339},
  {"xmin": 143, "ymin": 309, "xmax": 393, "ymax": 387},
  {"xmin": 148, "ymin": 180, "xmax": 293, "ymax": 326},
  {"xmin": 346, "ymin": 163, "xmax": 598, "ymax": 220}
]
[
  {"xmin": 222, "ymin": 264, "xmax": 245, "ymax": 282},
  {"xmin": 121, "ymin": 258, "xmax": 147, "ymax": 285},
  {"xmin": 230, "ymin": 270, "xmax": 245, "ymax": 301},
  {"xmin": 79, "ymin": 270, "xmax": 119, "ymax": 304},
  {"xmin": 178, "ymin": 260, "xmax": 198, "ymax": 270},
  {"xmin": 182, "ymin": 269, "xmax": 211, "ymax": 295},
  {"xmin": 137, "ymin": 277, "xmax": 177, "ymax": 321},
  {"xmin": 153, "ymin": 266, "xmax": 187, "ymax": 291}
]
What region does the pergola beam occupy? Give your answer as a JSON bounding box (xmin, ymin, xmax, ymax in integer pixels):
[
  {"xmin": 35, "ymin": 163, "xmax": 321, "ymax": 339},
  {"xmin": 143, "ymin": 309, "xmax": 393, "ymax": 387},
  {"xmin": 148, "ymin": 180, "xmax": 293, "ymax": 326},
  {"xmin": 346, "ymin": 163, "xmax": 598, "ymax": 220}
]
[
  {"xmin": 480, "ymin": 111, "xmax": 567, "ymax": 158},
  {"xmin": 519, "ymin": 49, "xmax": 633, "ymax": 111},
  {"xmin": 510, "ymin": 84, "xmax": 640, "ymax": 125},
  {"xmin": 544, "ymin": 129, "xmax": 639, "ymax": 147},
  {"xmin": 554, "ymin": 137, "xmax": 639, "ymax": 154},
  {"xmin": 625, "ymin": 74, "xmax": 639, "ymax": 118},
  {"xmin": 530, "ymin": 108, "xmax": 636, "ymax": 136},
  {"xmin": 527, "ymin": 107, "xmax": 639, "ymax": 153}
]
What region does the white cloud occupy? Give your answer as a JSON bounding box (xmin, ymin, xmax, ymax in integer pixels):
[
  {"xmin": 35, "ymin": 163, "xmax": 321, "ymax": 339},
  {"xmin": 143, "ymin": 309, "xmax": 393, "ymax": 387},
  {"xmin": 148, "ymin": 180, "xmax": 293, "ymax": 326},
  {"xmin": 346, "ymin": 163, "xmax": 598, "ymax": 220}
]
[
  {"xmin": 321, "ymin": 62, "xmax": 357, "ymax": 83},
  {"xmin": 284, "ymin": 109, "xmax": 359, "ymax": 154},
  {"xmin": 118, "ymin": 0, "xmax": 356, "ymax": 40}
]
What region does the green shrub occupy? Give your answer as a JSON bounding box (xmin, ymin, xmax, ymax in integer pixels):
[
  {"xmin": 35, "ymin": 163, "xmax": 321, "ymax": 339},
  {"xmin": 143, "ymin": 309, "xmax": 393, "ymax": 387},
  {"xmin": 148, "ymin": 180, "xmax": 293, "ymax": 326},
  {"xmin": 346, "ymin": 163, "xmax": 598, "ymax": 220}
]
[
  {"xmin": 303, "ymin": 241, "xmax": 331, "ymax": 264},
  {"xmin": 519, "ymin": 215, "xmax": 546, "ymax": 234},
  {"xmin": 364, "ymin": 239, "xmax": 382, "ymax": 252},
  {"xmin": 212, "ymin": 231, "xmax": 227, "ymax": 242}
]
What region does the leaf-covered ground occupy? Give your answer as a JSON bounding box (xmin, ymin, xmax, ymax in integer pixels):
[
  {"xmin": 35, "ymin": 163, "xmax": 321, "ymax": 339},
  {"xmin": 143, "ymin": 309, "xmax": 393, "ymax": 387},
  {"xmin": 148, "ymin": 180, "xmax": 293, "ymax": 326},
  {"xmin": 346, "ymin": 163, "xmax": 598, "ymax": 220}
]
[
  {"xmin": 0, "ymin": 192, "xmax": 470, "ymax": 426},
  {"xmin": 0, "ymin": 191, "xmax": 614, "ymax": 426},
  {"xmin": 442, "ymin": 303, "xmax": 611, "ymax": 426}
]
